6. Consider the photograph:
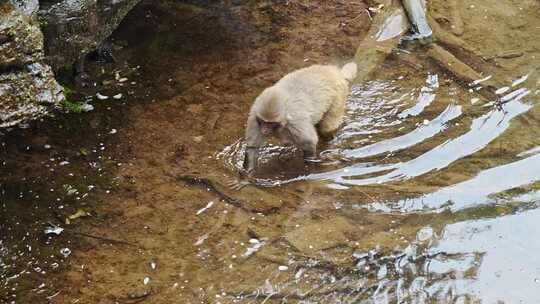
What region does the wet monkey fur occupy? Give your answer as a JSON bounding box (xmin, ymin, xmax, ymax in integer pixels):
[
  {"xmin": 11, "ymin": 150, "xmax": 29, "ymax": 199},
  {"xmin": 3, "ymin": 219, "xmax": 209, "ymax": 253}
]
[{"xmin": 243, "ymin": 62, "xmax": 357, "ymax": 174}]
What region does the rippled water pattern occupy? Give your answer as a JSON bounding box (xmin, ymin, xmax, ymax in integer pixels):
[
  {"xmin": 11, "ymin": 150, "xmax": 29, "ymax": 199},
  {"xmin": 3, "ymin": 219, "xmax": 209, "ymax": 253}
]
[{"xmin": 218, "ymin": 67, "xmax": 540, "ymax": 302}]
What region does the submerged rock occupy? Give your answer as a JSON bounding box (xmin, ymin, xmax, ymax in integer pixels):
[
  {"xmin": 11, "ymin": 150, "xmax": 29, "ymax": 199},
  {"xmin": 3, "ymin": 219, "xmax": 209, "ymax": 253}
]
[
  {"xmin": 284, "ymin": 217, "xmax": 355, "ymax": 254},
  {"xmin": 0, "ymin": 2, "xmax": 64, "ymax": 128}
]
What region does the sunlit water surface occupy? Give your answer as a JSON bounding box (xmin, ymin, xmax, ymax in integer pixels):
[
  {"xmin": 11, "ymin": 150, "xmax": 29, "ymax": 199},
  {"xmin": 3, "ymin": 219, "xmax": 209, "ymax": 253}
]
[{"xmin": 218, "ymin": 62, "xmax": 540, "ymax": 303}]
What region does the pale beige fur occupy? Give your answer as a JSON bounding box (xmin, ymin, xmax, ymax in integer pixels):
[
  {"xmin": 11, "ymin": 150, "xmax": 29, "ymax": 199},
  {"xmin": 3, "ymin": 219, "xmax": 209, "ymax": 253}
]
[{"xmin": 244, "ymin": 62, "xmax": 356, "ymax": 172}]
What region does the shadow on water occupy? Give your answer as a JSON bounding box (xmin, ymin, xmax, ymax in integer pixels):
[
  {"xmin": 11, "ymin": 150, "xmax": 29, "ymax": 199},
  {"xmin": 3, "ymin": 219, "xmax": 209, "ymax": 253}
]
[{"xmin": 0, "ymin": 104, "xmax": 130, "ymax": 302}]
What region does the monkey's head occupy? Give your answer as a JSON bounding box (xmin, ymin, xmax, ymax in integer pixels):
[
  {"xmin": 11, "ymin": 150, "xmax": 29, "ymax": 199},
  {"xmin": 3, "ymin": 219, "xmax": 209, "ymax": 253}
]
[{"xmin": 255, "ymin": 87, "xmax": 287, "ymax": 136}]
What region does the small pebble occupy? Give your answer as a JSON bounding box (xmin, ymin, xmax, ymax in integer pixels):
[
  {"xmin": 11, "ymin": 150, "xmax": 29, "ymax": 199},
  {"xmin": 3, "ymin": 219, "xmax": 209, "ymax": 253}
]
[
  {"xmin": 278, "ymin": 266, "xmax": 289, "ymax": 271},
  {"xmin": 113, "ymin": 93, "xmax": 123, "ymax": 99},
  {"xmin": 143, "ymin": 277, "xmax": 150, "ymax": 285}
]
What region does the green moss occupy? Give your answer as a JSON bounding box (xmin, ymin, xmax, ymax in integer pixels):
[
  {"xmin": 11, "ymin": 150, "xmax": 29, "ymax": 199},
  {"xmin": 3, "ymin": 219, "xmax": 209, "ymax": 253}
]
[
  {"xmin": 61, "ymin": 99, "xmax": 86, "ymax": 113},
  {"xmin": 60, "ymin": 85, "xmax": 86, "ymax": 113}
]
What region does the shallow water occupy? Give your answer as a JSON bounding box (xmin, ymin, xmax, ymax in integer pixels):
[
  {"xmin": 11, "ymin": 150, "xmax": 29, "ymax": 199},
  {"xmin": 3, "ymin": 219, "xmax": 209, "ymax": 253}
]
[
  {"xmin": 214, "ymin": 1, "xmax": 540, "ymax": 301},
  {"xmin": 3, "ymin": 0, "xmax": 540, "ymax": 303},
  {"xmin": 0, "ymin": 106, "xmax": 129, "ymax": 302}
]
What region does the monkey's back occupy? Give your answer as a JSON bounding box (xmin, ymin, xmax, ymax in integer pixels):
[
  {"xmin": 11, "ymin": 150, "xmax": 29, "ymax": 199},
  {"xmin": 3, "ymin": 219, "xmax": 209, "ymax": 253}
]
[{"xmin": 275, "ymin": 65, "xmax": 349, "ymax": 125}]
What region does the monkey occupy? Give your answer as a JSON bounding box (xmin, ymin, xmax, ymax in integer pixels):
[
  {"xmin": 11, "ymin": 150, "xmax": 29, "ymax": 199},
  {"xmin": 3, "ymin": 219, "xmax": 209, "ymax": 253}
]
[{"xmin": 240, "ymin": 62, "xmax": 357, "ymax": 180}]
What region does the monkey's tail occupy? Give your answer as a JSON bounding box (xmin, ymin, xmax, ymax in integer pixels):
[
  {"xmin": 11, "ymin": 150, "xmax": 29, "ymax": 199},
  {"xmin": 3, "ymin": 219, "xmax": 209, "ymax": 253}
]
[{"xmin": 341, "ymin": 62, "xmax": 357, "ymax": 82}]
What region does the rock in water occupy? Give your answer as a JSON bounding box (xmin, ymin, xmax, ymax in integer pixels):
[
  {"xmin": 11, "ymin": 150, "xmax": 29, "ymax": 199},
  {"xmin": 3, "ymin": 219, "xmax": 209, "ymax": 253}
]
[
  {"xmin": 0, "ymin": 0, "xmax": 142, "ymax": 129},
  {"xmin": 284, "ymin": 217, "xmax": 355, "ymax": 254},
  {"xmin": 0, "ymin": 2, "xmax": 65, "ymax": 128},
  {"xmin": 39, "ymin": 0, "xmax": 142, "ymax": 71}
]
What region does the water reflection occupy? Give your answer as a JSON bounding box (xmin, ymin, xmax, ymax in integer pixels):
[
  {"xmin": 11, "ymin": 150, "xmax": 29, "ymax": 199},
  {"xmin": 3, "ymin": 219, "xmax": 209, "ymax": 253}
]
[
  {"xmin": 425, "ymin": 209, "xmax": 540, "ymax": 303},
  {"xmin": 298, "ymin": 93, "xmax": 531, "ymax": 187},
  {"xmin": 219, "ymin": 72, "xmax": 534, "ymax": 190},
  {"xmin": 365, "ymin": 152, "xmax": 540, "ymax": 213},
  {"xmin": 397, "ymin": 74, "xmax": 438, "ymax": 119},
  {"xmin": 235, "ymin": 208, "xmax": 540, "ymax": 303},
  {"xmin": 342, "ymin": 103, "xmax": 461, "ymax": 159},
  {"xmin": 336, "ymin": 80, "xmax": 410, "ymax": 141}
]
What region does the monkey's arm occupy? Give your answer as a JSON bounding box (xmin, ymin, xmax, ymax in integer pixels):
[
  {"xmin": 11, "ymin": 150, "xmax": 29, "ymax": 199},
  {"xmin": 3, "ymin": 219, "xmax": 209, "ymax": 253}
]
[
  {"xmin": 243, "ymin": 112, "xmax": 265, "ymax": 174},
  {"xmin": 286, "ymin": 117, "xmax": 319, "ymax": 159}
]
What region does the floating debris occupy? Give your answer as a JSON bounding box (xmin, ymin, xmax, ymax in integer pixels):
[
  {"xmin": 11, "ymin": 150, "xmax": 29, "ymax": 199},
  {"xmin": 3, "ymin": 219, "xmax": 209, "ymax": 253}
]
[
  {"xmin": 66, "ymin": 209, "xmax": 90, "ymax": 224},
  {"xmin": 60, "ymin": 248, "xmax": 71, "ymax": 258},
  {"xmin": 81, "ymin": 103, "xmax": 94, "ymax": 112},
  {"xmin": 64, "ymin": 185, "xmax": 77, "ymax": 196},
  {"xmin": 109, "ymin": 129, "xmax": 117, "ymax": 134},
  {"xmin": 118, "ymin": 77, "xmax": 128, "ymax": 83},
  {"xmin": 44, "ymin": 225, "xmax": 64, "ymax": 235},
  {"xmin": 243, "ymin": 240, "xmax": 265, "ymax": 257},
  {"xmin": 96, "ymin": 93, "xmax": 109, "ymax": 100},
  {"xmin": 113, "ymin": 93, "xmax": 123, "ymax": 99}
]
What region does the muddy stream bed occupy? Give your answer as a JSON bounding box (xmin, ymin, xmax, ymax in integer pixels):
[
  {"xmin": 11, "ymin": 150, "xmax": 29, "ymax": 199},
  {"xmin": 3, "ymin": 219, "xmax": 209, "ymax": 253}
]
[{"xmin": 2, "ymin": 0, "xmax": 540, "ymax": 303}]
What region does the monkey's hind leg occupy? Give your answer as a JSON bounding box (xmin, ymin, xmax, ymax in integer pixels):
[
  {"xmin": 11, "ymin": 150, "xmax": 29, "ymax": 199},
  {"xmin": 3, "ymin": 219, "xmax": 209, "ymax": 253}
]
[{"xmin": 318, "ymin": 98, "xmax": 346, "ymax": 140}]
